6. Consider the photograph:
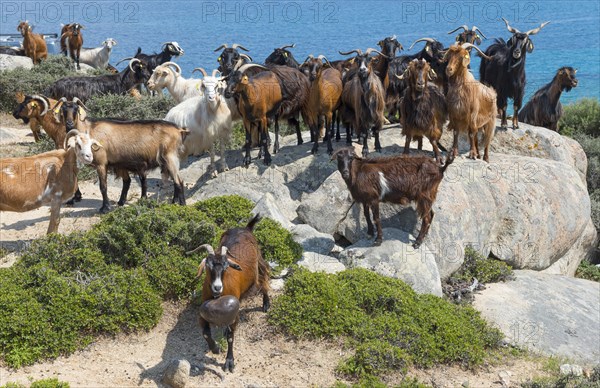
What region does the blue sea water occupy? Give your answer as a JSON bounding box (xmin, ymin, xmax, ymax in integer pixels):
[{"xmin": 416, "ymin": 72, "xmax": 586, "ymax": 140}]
[{"xmin": 1, "ymin": 0, "xmax": 598, "ymax": 103}]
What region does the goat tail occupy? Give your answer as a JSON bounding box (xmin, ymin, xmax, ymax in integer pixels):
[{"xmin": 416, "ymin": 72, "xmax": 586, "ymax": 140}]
[
  {"xmin": 246, "ymin": 213, "xmax": 262, "ymax": 231},
  {"xmin": 440, "ymin": 152, "xmax": 455, "ymax": 174}
]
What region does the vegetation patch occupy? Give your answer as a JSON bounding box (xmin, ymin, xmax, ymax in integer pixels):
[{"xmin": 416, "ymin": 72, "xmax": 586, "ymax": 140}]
[
  {"xmin": 1, "ymin": 378, "xmax": 70, "ymax": 388},
  {"xmin": 521, "ymin": 365, "xmax": 600, "ymax": 388},
  {"xmin": 454, "ymin": 246, "xmax": 514, "ymax": 284},
  {"xmin": 86, "ymin": 94, "xmax": 175, "ymax": 121},
  {"xmin": 254, "ymin": 218, "xmax": 303, "ymax": 274},
  {"xmin": 575, "ymin": 260, "xmax": 600, "ymax": 282},
  {"xmin": 269, "ymin": 268, "xmax": 503, "ymax": 382}
]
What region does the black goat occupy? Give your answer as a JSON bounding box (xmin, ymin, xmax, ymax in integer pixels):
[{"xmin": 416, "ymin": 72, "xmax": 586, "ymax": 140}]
[
  {"xmin": 265, "ymin": 44, "xmax": 300, "ymax": 68},
  {"xmin": 215, "ymin": 43, "xmax": 252, "ymax": 77},
  {"xmin": 479, "ymin": 18, "xmax": 549, "ymax": 129},
  {"xmin": 518, "ymin": 67, "xmax": 578, "ymax": 132},
  {"xmin": 448, "ymin": 25, "xmax": 487, "ymax": 45},
  {"xmin": 134, "ymin": 42, "xmax": 184, "ymax": 73},
  {"xmin": 44, "ymin": 58, "xmax": 151, "ymax": 102}
]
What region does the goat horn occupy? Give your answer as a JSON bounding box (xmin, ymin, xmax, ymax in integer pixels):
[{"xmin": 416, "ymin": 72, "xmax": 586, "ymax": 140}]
[
  {"xmin": 502, "ymin": 17, "xmax": 521, "ymax": 34},
  {"xmin": 239, "ymin": 53, "xmax": 253, "ymax": 63},
  {"xmin": 65, "ymin": 129, "xmax": 81, "ymax": 141},
  {"xmin": 525, "ymin": 21, "xmax": 550, "ymax": 36},
  {"xmin": 187, "ymin": 243, "xmax": 215, "ymax": 256},
  {"xmin": 448, "ymin": 25, "xmax": 468, "ymax": 34},
  {"xmin": 72, "ymin": 97, "xmax": 89, "ymax": 111},
  {"xmin": 231, "ymin": 43, "xmax": 250, "ymax": 51},
  {"xmin": 214, "ymin": 44, "xmax": 228, "ymax": 52},
  {"xmin": 317, "ymin": 54, "xmax": 332, "ymax": 67},
  {"xmin": 211, "ymin": 69, "xmax": 220, "ymax": 77},
  {"xmin": 472, "ymin": 26, "xmax": 487, "ymax": 39},
  {"xmin": 409, "ymin": 38, "xmax": 436, "ymax": 50},
  {"xmin": 391, "ymin": 34, "xmax": 397, "ymax": 40},
  {"xmin": 279, "ymin": 43, "xmax": 296, "ymax": 50},
  {"xmin": 51, "ymin": 97, "xmax": 67, "ymax": 111},
  {"xmin": 303, "ymin": 54, "xmax": 314, "ymax": 63},
  {"xmin": 114, "ymin": 57, "xmax": 134, "ymax": 66},
  {"xmin": 128, "ymin": 58, "xmax": 141, "ymax": 72},
  {"xmin": 237, "ymin": 63, "xmax": 268, "ymax": 74},
  {"xmin": 339, "ymin": 49, "xmax": 362, "ymax": 56},
  {"xmin": 365, "ymin": 48, "xmax": 386, "ymax": 57},
  {"xmin": 30, "ymin": 95, "xmax": 49, "ymax": 116},
  {"xmin": 461, "ymin": 43, "xmax": 492, "ymax": 61},
  {"xmin": 192, "ymin": 67, "xmax": 208, "ymax": 77},
  {"xmin": 161, "ymin": 61, "xmax": 181, "ymax": 74}
]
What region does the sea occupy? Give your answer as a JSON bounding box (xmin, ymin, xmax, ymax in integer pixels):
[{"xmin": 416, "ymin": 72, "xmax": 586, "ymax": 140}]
[{"xmin": 1, "ymin": 0, "xmax": 598, "ymax": 103}]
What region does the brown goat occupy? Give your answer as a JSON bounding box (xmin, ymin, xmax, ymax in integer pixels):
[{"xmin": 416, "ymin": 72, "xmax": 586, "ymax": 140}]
[
  {"xmin": 398, "ymin": 59, "xmax": 447, "ymax": 163},
  {"xmin": 333, "ymin": 148, "xmax": 453, "ymax": 248},
  {"xmin": 17, "ymin": 21, "xmax": 47, "ymax": 64},
  {"xmin": 300, "ymin": 55, "xmax": 343, "ymax": 154},
  {"xmin": 444, "ymin": 43, "xmax": 497, "ymax": 162},
  {"xmin": 61, "ymin": 23, "xmax": 85, "ymax": 70},
  {"xmin": 191, "ymin": 214, "xmax": 270, "ymax": 372},
  {"xmin": 12, "ymin": 93, "xmax": 71, "ymax": 148}
]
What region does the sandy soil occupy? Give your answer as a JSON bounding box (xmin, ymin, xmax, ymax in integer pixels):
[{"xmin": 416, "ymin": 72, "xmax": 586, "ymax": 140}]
[{"xmin": 0, "ymin": 116, "xmax": 554, "ymax": 387}]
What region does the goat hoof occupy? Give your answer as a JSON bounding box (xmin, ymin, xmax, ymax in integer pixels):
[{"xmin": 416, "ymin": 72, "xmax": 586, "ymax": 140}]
[
  {"xmin": 117, "ymin": 200, "xmax": 125, "ymax": 206},
  {"xmin": 210, "ymin": 345, "xmax": 221, "ymax": 354},
  {"xmin": 223, "ymin": 358, "xmax": 235, "ymax": 372},
  {"xmin": 297, "ymin": 139, "xmax": 304, "ymax": 145},
  {"xmin": 412, "ymin": 242, "xmax": 422, "ymax": 249},
  {"xmin": 373, "ymin": 239, "xmax": 382, "ymax": 247},
  {"xmin": 98, "ymin": 206, "xmax": 111, "ymax": 214}
]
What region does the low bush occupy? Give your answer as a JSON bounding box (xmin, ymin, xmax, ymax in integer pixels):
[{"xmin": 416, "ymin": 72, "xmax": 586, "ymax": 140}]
[
  {"xmin": 575, "ymin": 259, "xmax": 600, "ymax": 282},
  {"xmin": 1, "ymin": 378, "xmax": 70, "ymax": 388},
  {"xmin": 254, "ymin": 218, "xmax": 303, "ymax": 273},
  {"xmin": 454, "ymin": 246, "xmax": 514, "ymax": 284},
  {"xmin": 193, "ymin": 195, "xmax": 254, "ymax": 230},
  {"xmin": 559, "ymin": 98, "xmax": 600, "ymax": 137},
  {"xmin": 86, "ymin": 94, "xmax": 175, "ymax": 120},
  {"xmin": 269, "ymin": 268, "xmax": 503, "ymax": 381}
]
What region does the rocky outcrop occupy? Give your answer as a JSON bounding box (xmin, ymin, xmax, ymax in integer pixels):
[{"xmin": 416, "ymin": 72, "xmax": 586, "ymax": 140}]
[{"xmin": 0, "ymin": 53, "xmax": 33, "ymax": 70}]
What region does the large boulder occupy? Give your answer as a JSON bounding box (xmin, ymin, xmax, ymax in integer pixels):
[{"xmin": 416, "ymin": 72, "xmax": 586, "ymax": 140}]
[
  {"xmin": 473, "ymin": 270, "xmax": 600, "ymax": 364},
  {"xmin": 0, "ymin": 53, "xmax": 33, "ymax": 70},
  {"xmin": 338, "ymin": 228, "xmax": 443, "ymax": 296}
]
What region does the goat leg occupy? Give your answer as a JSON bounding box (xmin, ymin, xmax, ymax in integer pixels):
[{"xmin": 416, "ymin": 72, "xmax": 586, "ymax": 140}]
[
  {"xmin": 310, "ymin": 123, "xmax": 319, "ymax": 154},
  {"xmin": 66, "ymin": 186, "xmax": 82, "ymax": 206},
  {"xmin": 243, "ymin": 127, "xmax": 252, "ymax": 167},
  {"xmin": 468, "ymin": 131, "xmax": 478, "ymax": 159},
  {"xmin": 273, "ymin": 118, "xmax": 280, "ymax": 154},
  {"xmin": 417, "ymin": 137, "xmax": 423, "ymax": 151},
  {"xmin": 346, "ymin": 124, "xmax": 352, "ymax": 145},
  {"xmin": 512, "ymin": 102, "xmax": 520, "ymax": 129},
  {"xmin": 261, "ymin": 120, "xmax": 272, "ymax": 165},
  {"xmin": 499, "ymin": 104, "xmax": 508, "ymax": 130},
  {"xmin": 139, "ymin": 173, "xmax": 148, "ymax": 198},
  {"xmin": 403, "ymin": 134, "xmax": 412, "ymax": 154},
  {"xmin": 334, "ymin": 110, "xmax": 341, "ymax": 141},
  {"xmin": 47, "ymin": 193, "xmax": 63, "ymax": 234},
  {"xmin": 361, "ymin": 129, "xmax": 370, "ymax": 157},
  {"xmin": 326, "ymin": 113, "xmax": 334, "ymax": 155},
  {"xmin": 373, "ymin": 128, "xmax": 382, "ymax": 153},
  {"xmin": 431, "ymin": 139, "xmax": 443, "ymax": 164},
  {"xmin": 201, "ymin": 317, "xmax": 220, "ymax": 354},
  {"xmin": 414, "ymin": 208, "xmax": 434, "ymax": 249},
  {"xmin": 97, "ymin": 165, "xmax": 111, "ymax": 214},
  {"xmin": 372, "ymin": 203, "xmax": 383, "ymax": 246},
  {"xmin": 218, "ymin": 137, "xmax": 229, "ymax": 172},
  {"xmin": 292, "ymin": 116, "xmax": 303, "ymax": 145},
  {"xmin": 209, "ymin": 143, "xmax": 217, "ymax": 178},
  {"xmin": 117, "ymin": 172, "xmax": 132, "ymax": 206},
  {"xmin": 223, "ymin": 325, "xmax": 236, "ymax": 372},
  {"xmin": 452, "ymin": 128, "xmax": 460, "ymax": 158},
  {"xmin": 363, "ymin": 203, "xmax": 374, "ymax": 238}
]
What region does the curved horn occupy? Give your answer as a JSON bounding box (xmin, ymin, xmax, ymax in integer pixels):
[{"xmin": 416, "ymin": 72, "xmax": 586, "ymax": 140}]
[
  {"xmin": 72, "ymin": 97, "xmax": 89, "ymax": 111},
  {"xmin": 339, "ymin": 49, "xmax": 362, "ymax": 56},
  {"xmin": 114, "ymin": 56, "xmax": 135, "ymax": 66},
  {"xmin": 472, "ymin": 26, "xmax": 487, "ymax": 39},
  {"xmin": 211, "ymin": 69, "xmax": 220, "ymax": 77},
  {"xmin": 187, "ymin": 243, "xmax": 215, "ymax": 256},
  {"xmin": 128, "ymin": 58, "xmax": 141, "ymax": 72},
  {"xmin": 239, "ymin": 53, "xmax": 253, "ymax": 62},
  {"xmin": 231, "ymin": 43, "xmax": 249, "ymax": 51},
  {"xmin": 317, "ymin": 54, "xmax": 332, "ymax": 67},
  {"xmin": 237, "ymin": 63, "xmax": 268, "ymax": 74},
  {"xmin": 161, "ymin": 61, "xmax": 181, "ymax": 74},
  {"xmin": 214, "ymin": 44, "xmax": 228, "ymax": 52},
  {"xmin": 51, "ymin": 97, "xmax": 67, "ymax": 111},
  {"xmin": 29, "ymin": 95, "xmax": 49, "ymax": 116},
  {"xmin": 192, "ymin": 67, "xmax": 208, "ymax": 77},
  {"xmin": 409, "ymin": 38, "xmax": 436, "ymax": 50},
  {"xmin": 279, "ymin": 43, "xmax": 296, "ymax": 50},
  {"xmin": 65, "ymin": 129, "xmax": 80, "ymax": 141},
  {"xmin": 461, "ymin": 43, "xmax": 492, "ymax": 61},
  {"xmin": 221, "ymin": 246, "xmax": 229, "ymax": 256},
  {"xmin": 525, "ymin": 21, "xmax": 550, "ymax": 36},
  {"xmin": 365, "ymin": 48, "xmax": 386, "ymax": 57},
  {"xmin": 448, "ymin": 25, "xmax": 468, "ymax": 34},
  {"xmin": 303, "ymin": 54, "xmax": 315, "ymax": 63},
  {"xmin": 502, "ymin": 17, "xmax": 520, "ymax": 34},
  {"xmin": 391, "ymin": 34, "xmax": 397, "ymax": 40}
]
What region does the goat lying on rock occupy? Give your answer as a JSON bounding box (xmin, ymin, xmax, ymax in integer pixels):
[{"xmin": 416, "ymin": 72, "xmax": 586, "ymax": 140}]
[{"xmin": 332, "ymin": 148, "xmax": 453, "ymax": 248}]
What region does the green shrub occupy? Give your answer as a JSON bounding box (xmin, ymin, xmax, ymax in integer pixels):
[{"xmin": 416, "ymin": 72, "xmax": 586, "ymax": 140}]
[
  {"xmin": 194, "ymin": 195, "xmax": 254, "ymax": 229},
  {"xmin": 269, "ymin": 268, "xmax": 503, "ymax": 381},
  {"xmin": 254, "ymin": 218, "xmax": 303, "ymax": 273},
  {"xmin": 86, "ymin": 94, "xmax": 175, "ymax": 120},
  {"xmin": 576, "ymin": 259, "xmax": 600, "ymax": 282},
  {"xmin": 454, "ymin": 246, "xmax": 514, "ymax": 283},
  {"xmin": 30, "ymin": 378, "xmax": 70, "ymax": 388},
  {"xmin": 559, "ymin": 98, "xmax": 600, "ymax": 137}
]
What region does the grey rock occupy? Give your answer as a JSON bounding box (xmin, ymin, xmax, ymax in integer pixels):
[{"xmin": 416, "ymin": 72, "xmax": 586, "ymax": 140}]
[
  {"xmin": 560, "ymin": 364, "xmax": 583, "ymax": 377},
  {"xmin": 498, "ymin": 370, "xmax": 511, "ymax": 387},
  {"xmin": 162, "ymin": 359, "xmax": 190, "ymax": 388},
  {"xmin": 0, "ymin": 53, "xmax": 33, "ymax": 70},
  {"xmin": 297, "ymin": 251, "xmax": 346, "ymax": 274},
  {"xmin": 473, "ymin": 270, "xmax": 600, "ymax": 364},
  {"xmin": 252, "ymin": 193, "xmax": 292, "ymax": 229},
  {"xmin": 291, "ymin": 224, "xmax": 335, "ymax": 255},
  {"xmin": 270, "ymin": 278, "xmax": 285, "ymax": 291},
  {"xmin": 338, "ymin": 228, "xmax": 443, "ymax": 296}
]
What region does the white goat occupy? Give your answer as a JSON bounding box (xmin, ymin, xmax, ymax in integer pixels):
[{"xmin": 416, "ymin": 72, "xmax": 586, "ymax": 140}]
[
  {"xmin": 164, "ymin": 69, "xmax": 232, "ymax": 178},
  {"xmin": 78, "ymin": 38, "xmax": 117, "ymax": 70},
  {"xmin": 147, "ymin": 62, "xmax": 204, "ymax": 103}
]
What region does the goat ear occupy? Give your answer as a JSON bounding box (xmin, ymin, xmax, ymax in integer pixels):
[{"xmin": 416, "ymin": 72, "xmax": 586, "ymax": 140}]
[
  {"xmin": 66, "ymin": 135, "xmax": 78, "ymax": 150},
  {"xmin": 428, "ymin": 68, "xmax": 437, "ymax": 81},
  {"xmin": 91, "ymin": 140, "xmax": 103, "ymax": 151},
  {"xmin": 462, "ymin": 52, "xmax": 470, "ymax": 67},
  {"xmin": 526, "ymin": 39, "xmax": 534, "ymax": 53},
  {"xmin": 228, "ymin": 260, "xmax": 242, "ymax": 271},
  {"xmin": 15, "ymin": 92, "xmax": 25, "ymax": 103},
  {"xmin": 425, "ymin": 44, "xmax": 432, "ymax": 55}
]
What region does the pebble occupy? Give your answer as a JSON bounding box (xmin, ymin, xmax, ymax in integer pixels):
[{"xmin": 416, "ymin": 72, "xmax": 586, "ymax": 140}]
[{"xmin": 559, "ymin": 364, "xmax": 583, "ymax": 377}]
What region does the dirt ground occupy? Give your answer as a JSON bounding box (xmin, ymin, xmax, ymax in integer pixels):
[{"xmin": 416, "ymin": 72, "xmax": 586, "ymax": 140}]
[{"xmin": 0, "ymin": 116, "xmax": 555, "ymax": 387}]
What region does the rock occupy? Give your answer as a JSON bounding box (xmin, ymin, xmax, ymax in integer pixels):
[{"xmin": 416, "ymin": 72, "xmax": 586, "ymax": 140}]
[
  {"xmin": 497, "ymin": 370, "xmax": 511, "ymax": 387},
  {"xmin": 270, "ymin": 278, "xmax": 285, "ymax": 291},
  {"xmin": 560, "ymin": 364, "xmax": 583, "ymax": 377},
  {"xmin": 162, "ymin": 359, "xmax": 190, "ymax": 388},
  {"xmin": 291, "ymin": 224, "xmax": 335, "ymax": 255},
  {"xmin": 297, "ymin": 251, "xmax": 346, "ymax": 274},
  {"xmin": 338, "ymin": 228, "xmax": 443, "ymax": 296},
  {"xmin": 0, "ymin": 53, "xmax": 33, "ymax": 70},
  {"xmin": 252, "ymin": 193, "xmax": 292, "ymax": 229},
  {"xmin": 473, "ymin": 270, "xmax": 600, "ymax": 364},
  {"xmin": 542, "ymin": 219, "xmax": 598, "ymax": 276},
  {"xmin": 77, "ymin": 63, "xmax": 95, "ymax": 73}
]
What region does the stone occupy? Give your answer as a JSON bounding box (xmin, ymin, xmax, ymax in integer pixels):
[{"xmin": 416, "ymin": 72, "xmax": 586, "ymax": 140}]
[
  {"xmin": 297, "ymin": 251, "xmax": 346, "ymax": 274},
  {"xmin": 560, "ymin": 364, "xmax": 583, "ymax": 377},
  {"xmin": 291, "ymin": 223, "xmax": 335, "ymax": 255},
  {"xmin": 252, "ymin": 192, "xmax": 292, "ymax": 229},
  {"xmin": 473, "ymin": 270, "xmax": 600, "ymax": 364},
  {"xmin": 0, "ymin": 53, "xmax": 33, "ymax": 70},
  {"xmin": 162, "ymin": 359, "xmax": 190, "ymax": 388},
  {"xmin": 338, "ymin": 228, "xmax": 443, "ymax": 296},
  {"xmin": 498, "ymin": 370, "xmax": 511, "ymax": 387}
]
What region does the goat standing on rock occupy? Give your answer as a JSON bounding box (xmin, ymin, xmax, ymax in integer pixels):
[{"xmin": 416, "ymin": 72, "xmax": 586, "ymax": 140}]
[{"xmin": 332, "ymin": 148, "xmax": 453, "ymax": 248}]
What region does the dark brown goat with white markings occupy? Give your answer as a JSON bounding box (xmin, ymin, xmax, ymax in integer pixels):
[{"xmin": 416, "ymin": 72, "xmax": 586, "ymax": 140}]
[
  {"xmin": 191, "ymin": 214, "xmax": 270, "ymax": 373},
  {"xmin": 61, "ymin": 23, "xmax": 85, "ymax": 69},
  {"xmin": 333, "ymin": 148, "xmax": 453, "ymax": 248}
]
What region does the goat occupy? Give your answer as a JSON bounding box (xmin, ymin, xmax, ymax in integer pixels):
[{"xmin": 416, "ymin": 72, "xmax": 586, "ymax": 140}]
[
  {"xmin": 147, "ymin": 62, "xmax": 203, "ymax": 103},
  {"xmin": 265, "ymin": 43, "xmax": 300, "ymax": 68},
  {"xmin": 397, "ymin": 59, "xmax": 447, "ymax": 163},
  {"xmin": 0, "ymin": 129, "xmax": 96, "ymax": 234},
  {"xmin": 45, "ymin": 58, "xmax": 151, "ymax": 102},
  {"xmin": 17, "ymin": 21, "xmax": 47, "ymax": 64},
  {"xmin": 300, "ymin": 55, "xmax": 343, "ymax": 154},
  {"xmin": 12, "ymin": 93, "xmax": 69, "ymax": 148},
  {"xmin": 448, "ymin": 25, "xmax": 487, "ymax": 45},
  {"xmin": 79, "ymin": 38, "xmax": 117, "ymax": 70},
  {"xmin": 445, "ymin": 43, "xmax": 497, "ymax": 162},
  {"xmin": 518, "ymin": 67, "xmax": 578, "ymax": 132},
  {"xmin": 61, "ymin": 23, "xmax": 84, "ymax": 69},
  {"xmin": 339, "ymin": 48, "xmax": 386, "ymax": 156},
  {"xmin": 332, "ymin": 147, "xmax": 453, "ymax": 248},
  {"xmin": 191, "ymin": 214, "xmax": 270, "ymax": 372},
  {"xmin": 56, "ymin": 98, "xmax": 187, "ymax": 213},
  {"xmin": 134, "ymin": 42, "xmax": 184, "ymax": 73},
  {"xmin": 479, "ymin": 18, "xmax": 550, "ymax": 129},
  {"xmin": 215, "ymin": 43, "xmax": 253, "ymax": 77},
  {"xmin": 164, "ymin": 69, "xmax": 233, "ymax": 178}
]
